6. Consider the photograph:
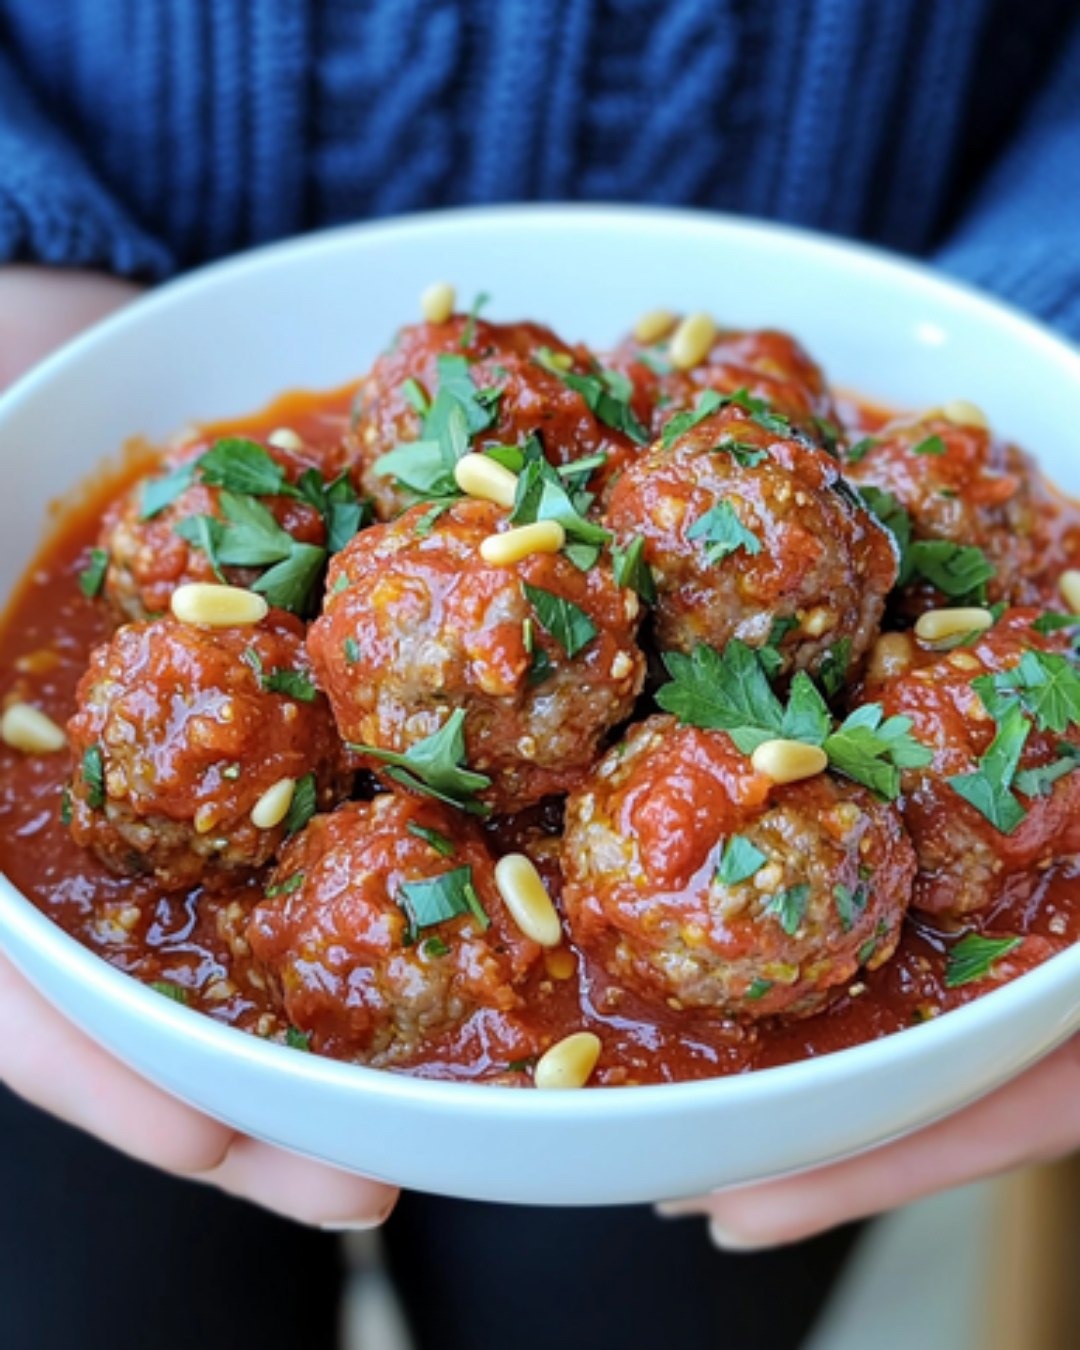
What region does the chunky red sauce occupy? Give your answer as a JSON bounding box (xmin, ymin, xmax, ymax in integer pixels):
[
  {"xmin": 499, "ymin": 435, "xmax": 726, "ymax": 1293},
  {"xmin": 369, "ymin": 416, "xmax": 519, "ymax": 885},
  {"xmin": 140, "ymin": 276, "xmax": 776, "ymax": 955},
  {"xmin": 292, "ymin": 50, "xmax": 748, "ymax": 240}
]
[{"xmin": 2, "ymin": 383, "xmax": 1079, "ymax": 1086}]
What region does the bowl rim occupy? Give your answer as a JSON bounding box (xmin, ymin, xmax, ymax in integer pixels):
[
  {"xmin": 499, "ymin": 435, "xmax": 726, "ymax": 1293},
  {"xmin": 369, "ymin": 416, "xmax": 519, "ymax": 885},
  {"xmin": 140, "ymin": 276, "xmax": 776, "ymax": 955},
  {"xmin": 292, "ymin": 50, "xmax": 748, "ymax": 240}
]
[{"xmin": 1, "ymin": 201, "xmax": 1078, "ymax": 1121}]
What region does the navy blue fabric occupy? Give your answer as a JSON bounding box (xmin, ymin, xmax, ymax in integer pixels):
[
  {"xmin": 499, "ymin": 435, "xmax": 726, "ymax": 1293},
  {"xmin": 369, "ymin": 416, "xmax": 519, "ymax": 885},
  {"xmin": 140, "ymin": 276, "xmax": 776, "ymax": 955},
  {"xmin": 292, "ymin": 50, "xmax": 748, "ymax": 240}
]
[{"xmin": 0, "ymin": 0, "xmax": 1078, "ymax": 334}]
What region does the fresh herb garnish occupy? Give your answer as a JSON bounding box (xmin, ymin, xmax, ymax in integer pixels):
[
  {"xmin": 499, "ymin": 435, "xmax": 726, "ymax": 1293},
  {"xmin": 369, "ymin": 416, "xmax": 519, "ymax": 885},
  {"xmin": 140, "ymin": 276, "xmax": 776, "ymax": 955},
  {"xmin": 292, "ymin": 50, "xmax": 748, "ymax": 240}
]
[
  {"xmin": 911, "ymin": 434, "xmax": 946, "ymax": 457},
  {"xmin": 140, "ymin": 463, "xmax": 195, "ymax": 519},
  {"xmin": 284, "ymin": 773, "xmax": 318, "ymax": 836},
  {"xmin": 660, "ymin": 389, "xmax": 773, "ymax": 462},
  {"xmin": 351, "ymin": 710, "xmax": 492, "ymax": 815},
  {"xmin": 944, "ymin": 932, "xmax": 1022, "ymax": 988},
  {"xmin": 1013, "ymin": 744, "xmax": 1080, "ymax": 797},
  {"xmin": 819, "ymin": 638, "xmax": 852, "ymax": 698},
  {"xmin": 243, "ymin": 647, "xmax": 318, "ymax": 702},
  {"xmin": 845, "ymin": 436, "xmax": 877, "ymax": 464},
  {"xmin": 407, "ymin": 820, "xmax": 457, "ymax": 857},
  {"xmin": 856, "ymin": 486, "xmax": 912, "ymax": 571},
  {"xmin": 1032, "ymin": 612, "xmax": 1079, "ymax": 636},
  {"xmin": 534, "ymin": 348, "xmax": 649, "ymax": 445},
  {"xmin": 715, "ymin": 835, "xmax": 768, "ymax": 886},
  {"xmin": 686, "ymin": 500, "xmax": 762, "ymax": 564},
  {"xmin": 974, "ymin": 650, "xmax": 1080, "ymax": 736},
  {"xmin": 833, "ymin": 881, "xmax": 869, "ymax": 933},
  {"xmin": 285, "ymin": 1026, "xmax": 312, "ymax": 1051},
  {"xmin": 656, "ymin": 640, "xmax": 931, "ymax": 799},
  {"xmin": 948, "ymin": 705, "xmax": 1030, "ymax": 833},
  {"xmin": 611, "ymin": 537, "xmax": 657, "ymax": 604},
  {"xmin": 764, "ymin": 883, "xmax": 810, "ymax": 936},
  {"xmin": 422, "ymin": 935, "xmax": 452, "ymax": 958},
  {"xmin": 78, "ymin": 548, "xmax": 109, "ymax": 599},
  {"xmin": 906, "ymin": 540, "xmax": 995, "ymax": 603},
  {"xmin": 459, "ymin": 291, "xmax": 491, "ymax": 348},
  {"xmin": 59, "ymin": 785, "xmax": 73, "ymax": 826},
  {"xmin": 150, "ymin": 981, "xmax": 189, "ymax": 1005},
  {"xmin": 343, "ymin": 636, "xmax": 362, "ymax": 664},
  {"xmin": 401, "ymin": 377, "xmax": 431, "ymax": 416},
  {"xmin": 746, "ymin": 978, "xmax": 773, "ymax": 1001},
  {"xmin": 197, "ymin": 438, "xmax": 291, "ymax": 496},
  {"xmin": 265, "ymin": 872, "xmax": 305, "ymax": 898},
  {"xmin": 521, "ymin": 582, "xmax": 598, "ymax": 658},
  {"xmin": 82, "ymin": 745, "xmax": 106, "ymax": 810},
  {"xmin": 398, "ymin": 865, "xmax": 489, "ymax": 942},
  {"xmin": 509, "ymin": 445, "xmax": 610, "ymax": 568}
]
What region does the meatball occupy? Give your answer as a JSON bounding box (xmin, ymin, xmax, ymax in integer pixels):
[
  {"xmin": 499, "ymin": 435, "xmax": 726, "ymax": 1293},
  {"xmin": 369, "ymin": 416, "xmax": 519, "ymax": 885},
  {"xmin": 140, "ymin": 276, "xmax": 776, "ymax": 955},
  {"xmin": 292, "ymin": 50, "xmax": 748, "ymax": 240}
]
[
  {"xmin": 854, "ymin": 608, "xmax": 1080, "ymax": 920},
  {"xmin": 845, "ymin": 409, "xmax": 1043, "ymax": 613},
  {"xmin": 346, "ymin": 315, "xmax": 648, "ymax": 519},
  {"xmin": 247, "ymin": 794, "xmax": 541, "ymax": 1061},
  {"xmin": 562, "ymin": 717, "xmax": 916, "ymax": 1020},
  {"xmin": 604, "ymin": 404, "xmax": 897, "ymax": 678},
  {"xmin": 307, "ymin": 498, "xmax": 646, "ymax": 812},
  {"xmin": 100, "ymin": 433, "xmax": 344, "ymax": 623},
  {"xmin": 66, "ymin": 614, "xmax": 347, "ymax": 890},
  {"xmin": 607, "ymin": 321, "xmax": 840, "ymax": 444}
]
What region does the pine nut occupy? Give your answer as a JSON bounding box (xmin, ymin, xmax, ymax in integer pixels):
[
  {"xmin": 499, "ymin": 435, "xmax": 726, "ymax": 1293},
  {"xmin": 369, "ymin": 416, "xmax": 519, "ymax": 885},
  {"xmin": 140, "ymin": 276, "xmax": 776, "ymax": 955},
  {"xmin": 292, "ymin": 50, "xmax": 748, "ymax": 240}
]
[
  {"xmin": 668, "ymin": 311, "xmax": 717, "ymax": 371},
  {"xmin": 480, "ymin": 520, "xmax": 565, "ymax": 566},
  {"xmin": 866, "ymin": 631, "xmax": 915, "ymax": 683},
  {"xmin": 1060, "ymin": 570, "xmax": 1080, "ymax": 615},
  {"xmin": 420, "ymin": 281, "xmax": 456, "ymax": 324},
  {"xmin": 940, "ymin": 400, "xmax": 989, "ymax": 431},
  {"xmin": 250, "ymin": 777, "xmax": 296, "ymax": 829},
  {"xmin": 454, "ymin": 453, "xmax": 519, "ymax": 509},
  {"xmin": 0, "ymin": 702, "xmax": 67, "ymax": 754},
  {"xmin": 914, "ymin": 607, "xmax": 994, "ymax": 643},
  {"xmin": 267, "ymin": 427, "xmax": 303, "ymax": 452},
  {"xmin": 171, "ymin": 583, "xmax": 269, "ymax": 627},
  {"xmin": 534, "ymin": 1031, "xmax": 601, "ymax": 1089},
  {"xmin": 751, "ymin": 739, "xmax": 828, "ymax": 784},
  {"xmin": 494, "ymin": 853, "xmax": 562, "ymax": 948},
  {"xmin": 633, "ymin": 309, "xmax": 677, "ymax": 344}
]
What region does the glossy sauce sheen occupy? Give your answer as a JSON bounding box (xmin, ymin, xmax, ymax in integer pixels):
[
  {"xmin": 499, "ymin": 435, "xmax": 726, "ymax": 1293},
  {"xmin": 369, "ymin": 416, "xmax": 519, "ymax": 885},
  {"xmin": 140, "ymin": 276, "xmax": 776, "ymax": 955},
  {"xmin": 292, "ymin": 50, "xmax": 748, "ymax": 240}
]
[{"xmin": 1, "ymin": 387, "xmax": 1079, "ymax": 1086}]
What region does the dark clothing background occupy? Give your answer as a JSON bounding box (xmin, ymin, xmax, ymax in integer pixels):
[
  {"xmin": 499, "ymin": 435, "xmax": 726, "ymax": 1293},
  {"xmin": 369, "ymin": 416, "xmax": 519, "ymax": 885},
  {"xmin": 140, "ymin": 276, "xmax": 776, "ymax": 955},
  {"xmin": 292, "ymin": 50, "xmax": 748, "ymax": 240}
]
[{"xmin": 2, "ymin": 1085, "xmax": 858, "ymax": 1350}]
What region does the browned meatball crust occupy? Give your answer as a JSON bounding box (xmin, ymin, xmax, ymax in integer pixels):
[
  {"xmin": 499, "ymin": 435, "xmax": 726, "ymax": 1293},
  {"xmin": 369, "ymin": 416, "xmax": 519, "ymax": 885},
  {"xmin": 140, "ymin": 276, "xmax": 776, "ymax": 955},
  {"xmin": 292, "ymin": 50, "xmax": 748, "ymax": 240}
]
[
  {"xmin": 66, "ymin": 614, "xmax": 347, "ymax": 890},
  {"xmin": 562, "ymin": 717, "xmax": 916, "ymax": 1020},
  {"xmin": 604, "ymin": 404, "xmax": 898, "ymax": 679},
  {"xmin": 307, "ymin": 498, "xmax": 646, "ymax": 812},
  {"xmin": 248, "ymin": 794, "xmax": 541, "ymax": 1061}
]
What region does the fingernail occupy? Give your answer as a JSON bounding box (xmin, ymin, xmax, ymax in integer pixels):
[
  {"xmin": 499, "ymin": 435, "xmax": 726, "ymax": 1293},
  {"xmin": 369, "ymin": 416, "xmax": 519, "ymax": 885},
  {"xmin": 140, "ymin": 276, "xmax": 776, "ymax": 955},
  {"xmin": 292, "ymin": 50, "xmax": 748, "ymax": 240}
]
[
  {"xmin": 708, "ymin": 1220, "xmax": 770, "ymax": 1252},
  {"xmin": 655, "ymin": 1200, "xmax": 708, "ymax": 1218},
  {"xmin": 320, "ymin": 1215, "xmax": 386, "ymax": 1232}
]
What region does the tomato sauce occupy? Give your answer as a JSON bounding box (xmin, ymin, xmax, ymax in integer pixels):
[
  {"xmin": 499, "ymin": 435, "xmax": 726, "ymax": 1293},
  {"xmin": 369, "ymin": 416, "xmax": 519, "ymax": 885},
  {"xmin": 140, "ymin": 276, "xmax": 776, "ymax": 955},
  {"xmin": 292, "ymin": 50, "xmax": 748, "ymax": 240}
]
[{"xmin": 1, "ymin": 383, "xmax": 1078, "ymax": 1086}]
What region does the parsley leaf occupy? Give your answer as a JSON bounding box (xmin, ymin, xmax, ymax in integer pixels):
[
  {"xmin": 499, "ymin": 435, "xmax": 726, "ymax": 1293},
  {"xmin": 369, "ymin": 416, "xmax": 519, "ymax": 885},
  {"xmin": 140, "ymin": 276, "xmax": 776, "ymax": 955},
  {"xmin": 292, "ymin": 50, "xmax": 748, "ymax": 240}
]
[
  {"xmin": 265, "ymin": 872, "xmax": 305, "ymax": 898},
  {"xmin": 82, "ymin": 745, "xmax": 106, "ymax": 810},
  {"xmin": 406, "ymin": 820, "xmax": 457, "ymax": 857},
  {"xmin": 764, "ymin": 883, "xmax": 810, "ymax": 936},
  {"xmin": 715, "ymin": 835, "xmax": 767, "ymax": 885},
  {"xmin": 948, "ymin": 705, "xmax": 1030, "ymax": 833},
  {"xmin": 911, "ymin": 434, "xmax": 946, "ymax": 457},
  {"xmin": 521, "ymin": 583, "xmax": 598, "ymax": 658},
  {"xmin": 509, "ymin": 450, "xmax": 610, "ymax": 567},
  {"xmin": 944, "ymin": 932, "xmax": 1022, "ymax": 988},
  {"xmin": 398, "ymin": 865, "xmax": 489, "ymax": 942},
  {"xmin": 150, "ymin": 981, "xmax": 190, "ymax": 1005},
  {"xmin": 351, "ymin": 710, "xmax": 492, "ymax": 815},
  {"xmin": 197, "ymin": 438, "xmax": 288, "ymax": 496},
  {"xmin": 611, "ymin": 537, "xmax": 657, "ymax": 604},
  {"xmin": 686, "ymin": 500, "xmax": 762, "ymax": 564},
  {"xmin": 974, "ymin": 650, "xmax": 1080, "ymax": 736},
  {"xmin": 140, "ymin": 464, "xmax": 195, "ymax": 519},
  {"xmin": 284, "ymin": 773, "xmax": 318, "ymax": 836},
  {"xmin": 1032, "ymin": 612, "xmax": 1079, "ymax": 636},
  {"xmin": 844, "ymin": 436, "xmax": 877, "ymax": 464},
  {"xmin": 833, "ymin": 881, "xmax": 869, "ymax": 933},
  {"xmin": 661, "ymin": 389, "xmax": 730, "ymax": 447},
  {"xmin": 819, "ymin": 638, "xmax": 852, "ymax": 698},
  {"xmin": 285, "ymin": 1026, "xmax": 312, "ymax": 1051},
  {"xmin": 534, "ymin": 348, "xmax": 649, "ymax": 445},
  {"xmin": 243, "ymin": 647, "xmax": 318, "ymax": 702},
  {"xmin": 857, "ymin": 485, "xmax": 912, "ymax": 575},
  {"xmin": 78, "ymin": 548, "xmax": 109, "ymax": 598},
  {"xmin": 459, "ymin": 291, "xmax": 490, "ymax": 348},
  {"xmin": 907, "ymin": 540, "xmax": 995, "ymax": 603},
  {"xmin": 1014, "ymin": 743, "xmax": 1080, "ymax": 797},
  {"xmin": 746, "ymin": 978, "xmax": 773, "ymax": 1001},
  {"xmin": 824, "ymin": 704, "xmax": 933, "ymax": 800}
]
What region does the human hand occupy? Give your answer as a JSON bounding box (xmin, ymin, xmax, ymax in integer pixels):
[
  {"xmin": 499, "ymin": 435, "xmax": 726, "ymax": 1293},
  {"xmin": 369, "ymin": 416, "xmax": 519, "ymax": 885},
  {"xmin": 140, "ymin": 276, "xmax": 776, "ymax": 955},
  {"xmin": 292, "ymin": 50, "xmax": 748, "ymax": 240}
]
[
  {"xmin": 660, "ymin": 1032, "xmax": 1080, "ymax": 1248},
  {"xmin": 0, "ymin": 266, "xmax": 400, "ymax": 1227}
]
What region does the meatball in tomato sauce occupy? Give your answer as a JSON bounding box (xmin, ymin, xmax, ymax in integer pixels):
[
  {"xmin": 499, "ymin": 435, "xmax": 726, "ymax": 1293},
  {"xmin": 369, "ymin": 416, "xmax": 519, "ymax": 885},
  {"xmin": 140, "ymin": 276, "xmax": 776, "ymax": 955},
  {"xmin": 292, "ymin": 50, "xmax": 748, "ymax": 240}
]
[
  {"xmin": 561, "ymin": 717, "xmax": 916, "ymax": 1020},
  {"xmin": 855, "ymin": 609, "xmax": 1080, "ymax": 920},
  {"xmin": 845, "ymin": 409, "xmax": 1043, "ymax": 614},
  {"xmin": 248, "ymin": 794, "xmax": 541, "ymax": 1062},
  {"xmin": 66, "ymin": 614, "xmax": 347, "ymax": 890},
  {"xmin": 604, "ymin": 404, "xmax": 897, "ymax": 679},
  {"xmin": 607, "ymin": 320, "xmax": 840, "ymax": 444},
  {"xmin": 100, "ymin": 434, "xmax": 343, "ymax": 624},
  {"xmin": 307, "ymin": 498, "xmax": 646, "ymax": 813},
  {"xmin": 346, "ymin": 315, "xmax": 648, "ymax": 519}
]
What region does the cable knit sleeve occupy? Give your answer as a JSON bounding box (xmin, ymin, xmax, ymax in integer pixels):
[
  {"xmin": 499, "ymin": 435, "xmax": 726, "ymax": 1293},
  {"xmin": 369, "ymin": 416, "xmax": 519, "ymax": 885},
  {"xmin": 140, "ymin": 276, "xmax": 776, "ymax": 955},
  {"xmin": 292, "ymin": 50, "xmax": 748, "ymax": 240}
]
[
  {"xmin": 935, "ymin": 19, "xmax": 1080, "ymax": 341},
  {"xmin": 0, "ymin": 49, "xmax": 172, "ymax": 278}
]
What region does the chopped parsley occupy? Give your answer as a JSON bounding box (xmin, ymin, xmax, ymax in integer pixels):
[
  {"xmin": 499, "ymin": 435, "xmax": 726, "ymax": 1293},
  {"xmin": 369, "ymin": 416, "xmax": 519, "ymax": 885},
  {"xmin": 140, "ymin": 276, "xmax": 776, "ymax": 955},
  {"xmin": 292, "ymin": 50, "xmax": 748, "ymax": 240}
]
[
  {"xmin": 660, "ymin": 389, "xmax": 773, "ymax": 462},
  {"xmin": 944, "ymin": 932, "xmax": 1022, "ymax": 988},
  {"xmin": 59, "ymin": 785, "xmax": 73, "ymax": 826},
  {"xmin": 534, "ymin": 347, "xmax": 649, "ymax": 445},
  {"xmin": 974, "ymin": 649, "xmax": 1080, "ymax": 736},
  {"xmin": 422, "ymin": 935, "xmax": 452, "ymax": 958},
  {"xmin": 833, "ymin": 881, "xmax": 869, "ymax": 933},
  {"xmin": 611, "ymin": 537, "xmax": 657, "ymax": 604},
  {"xmin": 746, "ymin": 978, "xmax": 773, "ymax": 1001},
  {"xmin": 911, "ymin": 434, "xmax": 946, "ymax": 457},
  {"xmin": 509, "ymin": 444, "xmax": 610, "ymax": 569},
  {"xmin": 906, "ymin": 540, "xmax": 995, "ymax": 604},
  {"xmin": 265, "ymin": 872, "xmax": 305, "ymax": 898},
  {"xmin": 407, "ymin": 820, "xmax": 457, "ymax": 857},
  {"xmin": 150, "ymin": 981, "xmax": 190, "ymax": 1005},
  {"xmin": 948, "ymin": 705, "xmax": 1030, "ymax": 834},
  {"xmin": 243, "ymin": 648, "xmax": 318, "ymax": 702},
  {"xmin": 401, "ymin": 377, "xmax": 431, "ymax": 416},
  {"xmin": 140, "ymin": 463, "xmax": 195, "ymax": 519},
  {"xmin": 1032, "ymin": 612, "xmax": 1079, "ymax": 636},
  {"xmin": 284, "ymin": 773, "xmax": 318, "ymax": 836},
  {"xmin": 82, "ymin": 745, "xmax": 106, "ymax": 810},
  {"xmin": 656, "ymin": 639, "xmax": 931, "ymax": 799},
  {"xmin": 1013, "ymin": 743, "xmax": 1080, "ymax": 797},
  {"xmin": 715, "ymin": 835, "xmax": 768, "ymax": 886},
  {"xmin": 398, "ymin": 865, "xmax": 489, "ymax": 942},
  {"xmin": 285, "ymin": 1026, "xmax": 312, "ymax": 1052},
  {"xmin": 459, "ymin": 291, "xmax": 491, "ymax": 348},
  {"xmin": 764, "ymin": 883, "xmax": 810, "ymax": 936},
  {"xmin": 819, "ymin": 638, "xmax": 852, "ymax": 699},
  {"xmin": 844, "ymin": 436, "xmax": 877, "ymax": 464},
  {"xmin": 521, "ymin": 582, "xmax": 598, "ymax": 658},
  {"xmin": 351, "ymin": 710, "xmax": 492, "ymax": 815},
  {"xmin": 856, "ymin": 920, "xmax": 890, "ymax": 966},
  {"xmin": 343, "ymin": 636, "xmax": 362, "ymax": 664},
  {"xmin": 78, "ymin": 548, "xmax": 109, "ymax": 599},
  {"xmin": 686, "ymin": 500, "xmax": 762, "ymax": 564}
]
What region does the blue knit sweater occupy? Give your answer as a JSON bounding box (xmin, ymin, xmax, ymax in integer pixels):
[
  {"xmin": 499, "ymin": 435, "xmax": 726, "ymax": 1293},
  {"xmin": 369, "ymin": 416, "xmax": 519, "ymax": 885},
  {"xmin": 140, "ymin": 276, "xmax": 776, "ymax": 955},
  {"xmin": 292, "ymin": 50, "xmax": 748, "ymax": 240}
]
[{"xmin": 2, "ymin": 0, "xmax": 1079, "ymax": 337}]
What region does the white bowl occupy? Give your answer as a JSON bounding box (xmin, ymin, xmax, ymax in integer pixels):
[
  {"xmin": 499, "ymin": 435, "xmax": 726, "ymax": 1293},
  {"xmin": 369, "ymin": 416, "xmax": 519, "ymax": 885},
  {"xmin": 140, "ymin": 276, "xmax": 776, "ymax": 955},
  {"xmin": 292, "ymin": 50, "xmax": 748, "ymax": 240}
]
[{"xmin": 1, "ymin": 206, "xmax": 1078, "ymax": 1206}]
